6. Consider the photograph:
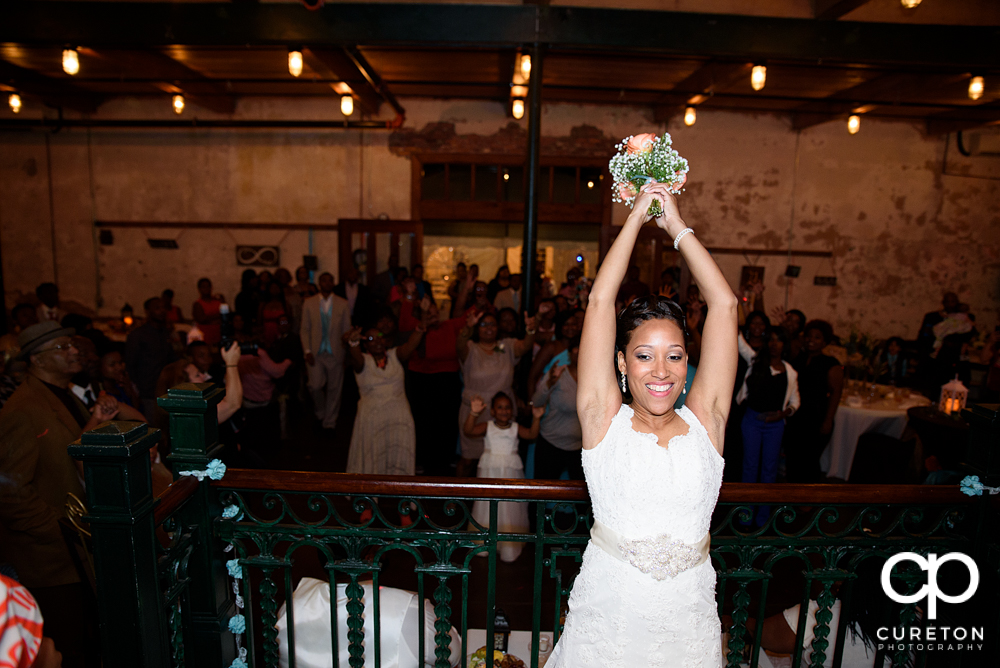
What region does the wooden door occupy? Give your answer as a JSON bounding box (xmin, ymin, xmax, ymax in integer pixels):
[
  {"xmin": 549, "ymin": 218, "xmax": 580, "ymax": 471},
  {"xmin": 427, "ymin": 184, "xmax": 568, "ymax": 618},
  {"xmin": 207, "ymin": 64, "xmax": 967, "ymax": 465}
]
[{"xmin": 338, "ymin": 219, "xmax": 424, "ymax": 286}]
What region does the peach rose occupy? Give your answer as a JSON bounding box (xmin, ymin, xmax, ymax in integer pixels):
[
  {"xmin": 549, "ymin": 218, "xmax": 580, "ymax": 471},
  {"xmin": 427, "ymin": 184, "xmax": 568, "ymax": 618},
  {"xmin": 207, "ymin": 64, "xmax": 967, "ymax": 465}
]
[
  {"xmin": 626, "ymin": 133, "xmax": 657, "ymax": 154},
  {"xmin": 617, "ymin": 182, "xmax": 637, "ymax": 200}
]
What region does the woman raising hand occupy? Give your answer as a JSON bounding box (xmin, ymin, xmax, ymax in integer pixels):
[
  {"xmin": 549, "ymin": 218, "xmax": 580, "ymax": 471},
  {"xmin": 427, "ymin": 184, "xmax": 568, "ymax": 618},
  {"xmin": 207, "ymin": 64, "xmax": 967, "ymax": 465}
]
[
  {"xmin": 547, "ymin": 179, "xmax": 738, "ymax": 668},
  {"xmin": 342, "ymin": 323, "xmax": 425, "ymax": 476}
]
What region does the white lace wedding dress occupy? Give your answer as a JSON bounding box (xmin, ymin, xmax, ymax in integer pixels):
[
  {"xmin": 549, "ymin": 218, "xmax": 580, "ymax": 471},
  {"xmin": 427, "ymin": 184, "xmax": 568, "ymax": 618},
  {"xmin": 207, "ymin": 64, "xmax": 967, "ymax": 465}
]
[{"xmin": 546, "ymin": 403, "xmax": 725, "ymax": 668}]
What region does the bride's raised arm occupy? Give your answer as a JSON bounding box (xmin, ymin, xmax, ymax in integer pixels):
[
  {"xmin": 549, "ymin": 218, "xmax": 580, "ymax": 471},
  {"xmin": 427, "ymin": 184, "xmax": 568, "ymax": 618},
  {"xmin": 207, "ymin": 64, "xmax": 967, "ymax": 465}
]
[
  {"xmin": 645, "ymin": 183, "xmax": 738, "ymax": 453},
  {"xmin": 577, "ymin": 187, "xmax": 663, "ymax": 450}
]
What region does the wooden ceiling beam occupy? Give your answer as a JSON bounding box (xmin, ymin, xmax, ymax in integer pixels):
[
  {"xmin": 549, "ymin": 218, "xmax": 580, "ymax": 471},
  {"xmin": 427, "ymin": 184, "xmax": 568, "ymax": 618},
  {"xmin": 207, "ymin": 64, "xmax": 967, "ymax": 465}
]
[
  {"xmin": 926, "ymin": 102, "xmax": 1000, "ymax": 135},
  {"xmin": 791, "ymin": 109, "xmax": 857, "ymax": 130},
  {"xmin": 87, "ymin": 48, "xmax": 235, "ymax": 114},
  {"xmin": 790, "ymin": 72, "xmax": 973, "ymax": 129},
  {"xmin": 812, "ymin": 0, "xmax": 875, "ymax": 20},
  {"xmin": 343, "ymin": 47, "xmax": 405, "ymax": 119},
  {"xmin": 652, "ymin": 61, "xmax": 752, "ymax": 123},
  {"xmin": 302, "ymin": 47, "xmax": 401, "ymax": 117},
  {"xmin": 1, "ymin": 3, "xmax": 997, "ymax": 70},
  {"xmin": 0, "ymin": 59, "xmax": 105, "ymax": 113}
]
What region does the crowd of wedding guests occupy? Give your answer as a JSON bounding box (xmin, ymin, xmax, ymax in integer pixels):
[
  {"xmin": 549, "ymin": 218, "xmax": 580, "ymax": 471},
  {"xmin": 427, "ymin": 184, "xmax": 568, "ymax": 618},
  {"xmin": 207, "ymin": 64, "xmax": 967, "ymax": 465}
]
[
  {"xmin": 0, "ymin": 272, "xmax": 996, "ymax": 483},
  {"xmin": 0, "ymin": 265, "xmax": 997, "ymax": 665}
]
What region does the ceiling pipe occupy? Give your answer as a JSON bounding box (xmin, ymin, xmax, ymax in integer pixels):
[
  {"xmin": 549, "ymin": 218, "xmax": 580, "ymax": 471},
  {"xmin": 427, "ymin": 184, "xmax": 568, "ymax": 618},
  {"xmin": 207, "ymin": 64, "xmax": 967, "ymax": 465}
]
[{"xmin": 0, "ymin": 118, "xmax": 398, "ymax": 130}]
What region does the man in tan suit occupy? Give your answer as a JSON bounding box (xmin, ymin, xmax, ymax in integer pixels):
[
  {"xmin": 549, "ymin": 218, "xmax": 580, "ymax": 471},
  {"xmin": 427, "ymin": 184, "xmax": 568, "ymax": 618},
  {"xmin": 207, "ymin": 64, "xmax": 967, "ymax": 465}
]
[
  {"xmin": 300, "ymin": 272, "xmax": 351, "ymax": 430},
  {"xmin": 0, "ymin": 321, "xmax": 124, "ymax": 667}
]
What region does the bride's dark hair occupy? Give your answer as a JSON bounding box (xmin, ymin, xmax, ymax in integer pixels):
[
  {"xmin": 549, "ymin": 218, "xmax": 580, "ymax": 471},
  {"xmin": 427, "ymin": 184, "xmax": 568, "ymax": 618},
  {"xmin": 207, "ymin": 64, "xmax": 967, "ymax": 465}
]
[{"xmin": 615, "ymin": 296, "xmax": 688, "ymax": 401}]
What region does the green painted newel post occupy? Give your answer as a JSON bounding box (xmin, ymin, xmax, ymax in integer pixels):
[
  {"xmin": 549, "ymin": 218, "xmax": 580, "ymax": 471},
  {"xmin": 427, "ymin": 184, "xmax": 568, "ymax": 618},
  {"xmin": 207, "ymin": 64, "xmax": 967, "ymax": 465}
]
[
  {"xmin": 158, "ymin": 382, "xmax": 236, "ymax": 667},
  {"xmin": 68, "ymin": 420, "xmax": 170, "ymax": 668},
  {"xmin": 159, "ymin": 382, "xmax": 226, "ymax": 475}
]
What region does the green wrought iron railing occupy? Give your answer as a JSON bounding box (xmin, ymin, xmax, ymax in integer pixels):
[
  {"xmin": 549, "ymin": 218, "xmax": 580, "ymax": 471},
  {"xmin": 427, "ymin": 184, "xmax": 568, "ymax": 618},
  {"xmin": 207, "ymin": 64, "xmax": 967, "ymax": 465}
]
[{"xmin": 67, "ymin": 386, "xmax": 1000, "ymax": 668}]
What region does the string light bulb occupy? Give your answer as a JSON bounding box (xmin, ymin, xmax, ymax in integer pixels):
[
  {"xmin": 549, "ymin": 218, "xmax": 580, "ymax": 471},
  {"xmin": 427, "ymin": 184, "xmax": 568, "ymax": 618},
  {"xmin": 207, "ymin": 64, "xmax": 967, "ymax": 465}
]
[
  {"xmin": 900, "ymin": 0, "xmax": 921, "ymax": 8},
  {"xmin": 512, "ymin": 98, "xmax": 525, "ymax": 120},
  {"xmin": 288, "ymin": 50, "xmax": 303, "ymax": 77},
  {"xmin": 847, "ymin": 114, "xmax": 861, "ymax": 135},
  {"xmin": 968, "ymin": 76, "xmax": 984, "ymax": 101},
  {"xmin": 172, "ymin": 94, "xmax": 185, "ymax": 115},
  {"xmin": 751, "ymin": 65, "xmax": 766, "ymax": 91},
  {"xmin": 341, "ymin": 94, "xmax": 354, "ymax": 116},
  {"xmin": 684, "ymin": 106, "xmax": 696, "ymax": 126},
  {"xmin": 520, "ymin": 54, "xmax": 531, "ymax": 81},
  {"xmin": 62, "ymin": 48, "xmax": 80, "ymax": 75},
  {"xmin": 9, "ymin": 93, "xmax": 22, "ymax": 114}
]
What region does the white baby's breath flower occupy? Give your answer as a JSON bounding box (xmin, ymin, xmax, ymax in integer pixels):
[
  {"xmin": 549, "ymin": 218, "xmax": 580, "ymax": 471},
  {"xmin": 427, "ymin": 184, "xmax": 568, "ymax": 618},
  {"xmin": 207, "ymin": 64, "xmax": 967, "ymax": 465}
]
[{"xmin": 609, "ymin": 132, "xmax": 689, "ymax": 215}]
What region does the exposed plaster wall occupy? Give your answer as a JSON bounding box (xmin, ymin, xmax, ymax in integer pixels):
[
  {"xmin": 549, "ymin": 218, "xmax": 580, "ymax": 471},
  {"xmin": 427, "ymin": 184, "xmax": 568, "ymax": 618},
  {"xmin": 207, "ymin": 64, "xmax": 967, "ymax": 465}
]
[
  {"xmin": 660, "ymin": 110, "xmax": 1000, "ymax": 339},
  {"xmin": 0, "ymin": 97, "xmax": 411, "ymax": 317},
  {"xmin": 1, "ymin": 96, "xmax": 997, "ymax": 339}
]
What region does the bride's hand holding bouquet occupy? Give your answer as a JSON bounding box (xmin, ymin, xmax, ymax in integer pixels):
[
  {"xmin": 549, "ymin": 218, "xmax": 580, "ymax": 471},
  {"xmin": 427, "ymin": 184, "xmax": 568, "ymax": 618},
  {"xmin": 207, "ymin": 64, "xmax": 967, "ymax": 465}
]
[
  {"xmin": 629, "ymin": 180, "xmax": 687, "ymax": 240},
  {"xmin": 645, "ymin": 180, "xmax": 688, "ymax": 239}
]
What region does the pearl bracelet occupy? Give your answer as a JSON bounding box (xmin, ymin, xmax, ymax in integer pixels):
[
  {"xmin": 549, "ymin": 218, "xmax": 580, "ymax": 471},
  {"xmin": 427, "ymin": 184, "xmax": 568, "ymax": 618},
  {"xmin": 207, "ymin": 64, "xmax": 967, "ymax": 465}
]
[{"xmin": 673, "ymin": 227, "xmax": 694, "ymax": 250}]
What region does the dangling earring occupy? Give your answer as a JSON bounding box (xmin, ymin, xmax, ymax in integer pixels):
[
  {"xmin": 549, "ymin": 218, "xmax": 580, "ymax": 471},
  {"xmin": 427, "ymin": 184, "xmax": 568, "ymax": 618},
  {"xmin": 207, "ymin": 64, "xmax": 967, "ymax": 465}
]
[
  {"xmin": 620, "ymin": 373, "xmax": 627, "ymax": 393},
  {"xmin": 683, "ymin": 382, "xmax": 687, "ymax": 395}
]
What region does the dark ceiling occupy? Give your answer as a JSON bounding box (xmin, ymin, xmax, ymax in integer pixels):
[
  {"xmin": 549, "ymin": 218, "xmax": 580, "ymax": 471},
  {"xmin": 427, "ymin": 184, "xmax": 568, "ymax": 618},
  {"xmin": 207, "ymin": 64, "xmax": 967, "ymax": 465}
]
[{"xmin": 0, "ymin": 2, "xmax": 997, "ymax": 134}]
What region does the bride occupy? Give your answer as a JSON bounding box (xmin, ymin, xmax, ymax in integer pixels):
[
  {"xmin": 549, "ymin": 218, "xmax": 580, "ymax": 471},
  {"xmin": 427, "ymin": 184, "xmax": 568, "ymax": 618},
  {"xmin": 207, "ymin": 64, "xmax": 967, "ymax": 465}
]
[{"xmin": 546, "ymin": 181, "xmax": 738, "ymax": 667}]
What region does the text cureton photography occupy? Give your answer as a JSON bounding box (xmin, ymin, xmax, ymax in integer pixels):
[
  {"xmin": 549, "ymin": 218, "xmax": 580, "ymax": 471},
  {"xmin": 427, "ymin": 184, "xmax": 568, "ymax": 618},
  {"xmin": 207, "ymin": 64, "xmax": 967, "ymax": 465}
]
[{"xmin": 877, "ymin": 551, "xmax": 985, "ymax": 654}]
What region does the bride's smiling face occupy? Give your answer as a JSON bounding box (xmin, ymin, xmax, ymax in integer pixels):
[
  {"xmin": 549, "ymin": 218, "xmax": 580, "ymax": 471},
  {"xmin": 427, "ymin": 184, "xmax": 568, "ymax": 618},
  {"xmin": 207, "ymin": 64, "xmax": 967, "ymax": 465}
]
[{"xmin": 617, "ymin": 318, "xmax": 687, "ymax": 413}]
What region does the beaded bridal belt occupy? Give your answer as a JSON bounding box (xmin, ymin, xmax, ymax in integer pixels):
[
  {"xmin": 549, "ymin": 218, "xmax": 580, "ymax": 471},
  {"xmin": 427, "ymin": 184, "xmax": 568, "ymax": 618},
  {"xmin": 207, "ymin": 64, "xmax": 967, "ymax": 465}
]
[{"xmin": 590, "ymin": 520, "xmax": 710, "ymax": 581}]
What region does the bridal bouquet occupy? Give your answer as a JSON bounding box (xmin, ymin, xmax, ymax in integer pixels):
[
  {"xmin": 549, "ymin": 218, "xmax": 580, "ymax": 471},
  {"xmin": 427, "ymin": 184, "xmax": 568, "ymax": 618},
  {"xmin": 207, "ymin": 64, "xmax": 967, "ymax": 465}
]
[{"xmin": 610, "ymin": 132, "xmax": 689, "ymax": 218}]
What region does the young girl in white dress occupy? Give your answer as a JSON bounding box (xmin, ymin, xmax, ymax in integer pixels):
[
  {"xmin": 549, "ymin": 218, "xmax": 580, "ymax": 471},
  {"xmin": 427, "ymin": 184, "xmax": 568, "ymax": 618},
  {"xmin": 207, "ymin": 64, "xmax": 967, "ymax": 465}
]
[
  {"xmin": 463, "ymin": 392, "xmax": 543, "ymax": 562},
  {"xmin": 547, "ymin": 178, "xmax": 738, "ymax": 667}
]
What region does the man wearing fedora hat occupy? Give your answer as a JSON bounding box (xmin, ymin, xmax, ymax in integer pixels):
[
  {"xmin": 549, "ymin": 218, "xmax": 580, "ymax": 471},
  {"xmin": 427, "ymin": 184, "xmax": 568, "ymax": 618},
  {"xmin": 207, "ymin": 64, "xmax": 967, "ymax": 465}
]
[{"xmin": 0, "ymin": 320, "xmax": 123, "ymax": 667}]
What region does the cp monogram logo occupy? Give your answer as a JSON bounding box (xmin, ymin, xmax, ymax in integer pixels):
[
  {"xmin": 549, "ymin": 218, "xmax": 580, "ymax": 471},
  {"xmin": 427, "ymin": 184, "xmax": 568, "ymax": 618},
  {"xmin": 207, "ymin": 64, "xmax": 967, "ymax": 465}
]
[{"xmin": 881, "ymin": 552, "xmax": 979, "ymax": 620}]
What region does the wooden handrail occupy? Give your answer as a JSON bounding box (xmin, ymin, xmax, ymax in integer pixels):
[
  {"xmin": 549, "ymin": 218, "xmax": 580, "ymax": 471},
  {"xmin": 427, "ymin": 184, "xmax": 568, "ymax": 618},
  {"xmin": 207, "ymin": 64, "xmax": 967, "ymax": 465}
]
[
  {"xmin": 719, "ymin": 482, "xmax": 973, "ymax": 504},
  {"xmin": 153, "ymin": 475, "xmax": 200, "ymax": 526},
  {"xmin": 212, "ymin": 469, "xmax": 588, "ymax": 500},
  {"xmin": 211, "ymin": 469, "xmax": 975, "ymax": 505}
]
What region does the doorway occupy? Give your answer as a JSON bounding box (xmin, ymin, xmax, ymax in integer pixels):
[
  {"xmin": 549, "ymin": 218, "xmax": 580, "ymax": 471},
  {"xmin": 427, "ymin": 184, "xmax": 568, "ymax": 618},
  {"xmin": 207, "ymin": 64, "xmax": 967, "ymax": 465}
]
[{"xmin": 338, "ymin": 219, "xmax": 424, "ymax": 285}]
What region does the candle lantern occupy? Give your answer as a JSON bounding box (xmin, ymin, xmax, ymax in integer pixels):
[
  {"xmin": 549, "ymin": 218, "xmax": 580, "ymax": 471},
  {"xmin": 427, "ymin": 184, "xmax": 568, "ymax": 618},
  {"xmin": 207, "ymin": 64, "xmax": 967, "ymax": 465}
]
[
  {"xmin": 493, "ymin": 607, "xmax": 510, "ymax": 653},
  {"xmin": 121, "ymin": 303, "xmax": 134, "ymax": 327},
  {"xmin": 939, "ymin": 375, "xmax": 968, "ymax": 416}
]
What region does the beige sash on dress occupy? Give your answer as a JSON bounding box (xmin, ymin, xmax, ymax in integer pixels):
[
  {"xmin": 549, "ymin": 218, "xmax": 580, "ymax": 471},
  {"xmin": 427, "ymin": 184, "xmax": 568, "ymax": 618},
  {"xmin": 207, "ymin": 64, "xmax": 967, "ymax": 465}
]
[{"xmin": 590, "ymin": 519, "xmax": 710, "ymax": 581}]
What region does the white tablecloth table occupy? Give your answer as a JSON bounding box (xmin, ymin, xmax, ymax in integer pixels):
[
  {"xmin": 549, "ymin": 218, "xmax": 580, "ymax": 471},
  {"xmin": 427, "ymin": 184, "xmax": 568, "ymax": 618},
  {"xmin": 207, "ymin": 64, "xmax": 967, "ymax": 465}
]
[{"xmin": 820, "ymin": 396, "xmax": 929, "ymax": 480}]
